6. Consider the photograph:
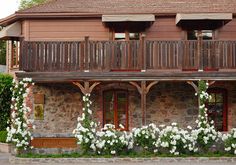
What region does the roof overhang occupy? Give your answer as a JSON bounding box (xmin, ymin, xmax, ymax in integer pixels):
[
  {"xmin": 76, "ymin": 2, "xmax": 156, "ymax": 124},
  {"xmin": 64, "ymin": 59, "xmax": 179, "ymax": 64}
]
[
  {"xmin": 0, "ymin": 22, "xmax": 21, "ymax": 40},
  {"xmin": 102, "ymin": 14, "xmax": 155, "ymax": 22},
  {"xmin": 176, "ymin": 13, "xmax": 233, "ymax": 29}
]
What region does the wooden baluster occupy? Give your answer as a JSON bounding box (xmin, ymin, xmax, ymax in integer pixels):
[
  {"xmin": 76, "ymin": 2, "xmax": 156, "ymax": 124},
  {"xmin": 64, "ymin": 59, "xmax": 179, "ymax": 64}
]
[
  {"xmin": 84, "ymin": 36, "xmax": 89, "ymax": 71},
  {"xmin": 141, "ymin": 36, "xmax": 146, "ymax": 71}
]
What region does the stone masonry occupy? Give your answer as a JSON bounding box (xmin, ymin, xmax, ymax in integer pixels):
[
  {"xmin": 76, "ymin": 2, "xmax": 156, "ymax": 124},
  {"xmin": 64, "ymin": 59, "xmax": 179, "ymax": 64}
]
[{"xmin": 29, "ymin": 81, "xmax": 236, "ymax": 137}]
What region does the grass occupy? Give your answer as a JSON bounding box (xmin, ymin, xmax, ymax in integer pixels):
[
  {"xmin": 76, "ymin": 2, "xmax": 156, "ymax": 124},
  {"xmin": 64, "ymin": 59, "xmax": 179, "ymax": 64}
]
[{"xmin": 17, "ymin": 151, "xmax": 236, "ymax": 158}]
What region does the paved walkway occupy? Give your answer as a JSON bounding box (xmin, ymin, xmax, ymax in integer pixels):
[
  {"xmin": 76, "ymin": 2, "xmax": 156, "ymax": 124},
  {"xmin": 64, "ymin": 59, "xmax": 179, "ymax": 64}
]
[{"xmin": 0, "ymin": 152, "xmax": 236, "ymax": 165}]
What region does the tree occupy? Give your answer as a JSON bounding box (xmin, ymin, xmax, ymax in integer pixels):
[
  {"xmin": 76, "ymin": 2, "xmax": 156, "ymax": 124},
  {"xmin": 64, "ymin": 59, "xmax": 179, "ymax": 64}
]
[
  {"xmin": 0, "ymin": 41, "xmax": 6, "ymax": 65},
  {"xmin": 19, "ymin": 0, "xmax": 48, "ymax": 10}
]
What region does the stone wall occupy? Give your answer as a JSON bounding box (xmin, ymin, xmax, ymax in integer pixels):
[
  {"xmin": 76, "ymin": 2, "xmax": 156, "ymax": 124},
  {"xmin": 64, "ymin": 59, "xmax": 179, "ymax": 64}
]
[
  {"xmin": 146, "ymin": 82, "xmax": 198, "ymax": 128},
  {"xmin": 29, "ymin": 81, "xmax": 236, "ymax": 137},
  {"xmin": 30, "ymin": 83, "xmax": 83, "ymax": 136}
]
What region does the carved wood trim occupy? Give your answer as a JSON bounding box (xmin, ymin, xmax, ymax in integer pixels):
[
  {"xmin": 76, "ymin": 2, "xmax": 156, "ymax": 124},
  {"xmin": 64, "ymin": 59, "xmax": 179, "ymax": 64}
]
[{"xmin": 73, "ymin": 81, "xmax": 100, "ymax": 94}]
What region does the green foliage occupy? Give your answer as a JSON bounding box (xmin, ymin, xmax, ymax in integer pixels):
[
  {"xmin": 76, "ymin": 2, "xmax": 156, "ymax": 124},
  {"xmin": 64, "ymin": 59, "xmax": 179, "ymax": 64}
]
[
  {"xmin": 17, "ymin": 151, "xmax": 236, "ymax": 158},
  {"xmin": 222, "ymin": 128, "xmax": 236, "ymax": 154},
  {"xmin": 0, "ymin": 74, "xmax": 13, "ymax": 131},
  {"xmin": 19, "ymin": 0, "xmax": 49, "ymax": 10},
  {"xmin": 0, "ymin": 131, "xmax": 8, "ymax": 143},
  {"xmin": 0, "ymin": 41, "xmax": 6, "ymax": 65}
]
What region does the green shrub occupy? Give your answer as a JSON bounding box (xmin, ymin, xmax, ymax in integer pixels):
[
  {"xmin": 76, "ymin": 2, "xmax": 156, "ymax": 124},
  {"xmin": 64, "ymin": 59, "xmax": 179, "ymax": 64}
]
[
  {"xmin": 0, "ymin": 74, "xmax": 13, "ymax": 131},
  {"xmin": 0, "ymin": 131, "xmax": 7, "ymax": 143}
]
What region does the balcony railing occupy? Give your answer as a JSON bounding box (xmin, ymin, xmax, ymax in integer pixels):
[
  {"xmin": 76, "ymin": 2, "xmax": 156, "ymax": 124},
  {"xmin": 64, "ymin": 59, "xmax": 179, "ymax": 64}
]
[{"xmin": 20, "ymin": 39, "xmax": 236, "ymax": 72}]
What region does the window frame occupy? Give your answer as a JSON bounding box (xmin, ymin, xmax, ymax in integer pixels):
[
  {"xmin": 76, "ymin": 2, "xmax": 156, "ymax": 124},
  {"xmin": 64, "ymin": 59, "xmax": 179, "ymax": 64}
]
[
  {"xmin": 113, "ymin": 31, "xmax": 141, "ymax": 41},
  {"xmin": 207, "ymin": 88, "xmax": 228, "ymax": 132},
  {"xmin": 186, "ymin": 30, "xmax": 216, "ymax": 41},
  {"xmin": 102, "ymin": 90, "xmax": 129, "ymax": 130}
]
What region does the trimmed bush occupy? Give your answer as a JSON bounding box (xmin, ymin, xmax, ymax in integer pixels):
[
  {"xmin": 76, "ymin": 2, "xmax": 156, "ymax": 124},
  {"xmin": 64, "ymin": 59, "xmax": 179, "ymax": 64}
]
[
  {"xmin": 0, "ymin": 74, "xmax": 13, "ymax": 131},
  {"xmin": 0, "ymin": 131, "xmax": 7, "ymax": 143}
]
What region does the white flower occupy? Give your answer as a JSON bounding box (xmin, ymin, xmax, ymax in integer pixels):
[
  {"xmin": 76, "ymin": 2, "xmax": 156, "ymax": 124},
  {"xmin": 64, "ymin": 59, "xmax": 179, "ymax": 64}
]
[
  {"xmin": 111, "ymin": 150, "xmax": 116, "ymax": 155},
  {"xmin": 187, "ymin": 126, "xmax": 192, "ymax": 130}
]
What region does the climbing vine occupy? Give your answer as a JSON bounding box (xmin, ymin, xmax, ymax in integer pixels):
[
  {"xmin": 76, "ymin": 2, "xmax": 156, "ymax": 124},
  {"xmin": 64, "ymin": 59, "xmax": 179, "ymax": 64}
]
[{"xmin": 6, "ymin": 78, "xmax": 35, "ymax": 151}]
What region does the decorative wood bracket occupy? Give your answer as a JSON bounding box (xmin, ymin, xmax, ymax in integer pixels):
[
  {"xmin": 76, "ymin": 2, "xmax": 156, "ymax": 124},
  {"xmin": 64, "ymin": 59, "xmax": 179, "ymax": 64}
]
[
  {"xmin": 73, "ymin": 81, "xmax": 100, "ymax": 95},
  {"xmin": 129, "ymin": 81, "xmax": 158, "ymax": 95},
  {"xmin": 129, "ymin": 81, "xmax": 158, "ymax": 125},
  {"xmin": 187, "ymin": 80, "xmax": 216, "ymax": 93},
  {"xmin": 208, "ymin": 80, "xmax": 216, "ymax": 86},
  {"xmin": 187, "ymin": 81, "xmax": 199, "ymax": 93}
]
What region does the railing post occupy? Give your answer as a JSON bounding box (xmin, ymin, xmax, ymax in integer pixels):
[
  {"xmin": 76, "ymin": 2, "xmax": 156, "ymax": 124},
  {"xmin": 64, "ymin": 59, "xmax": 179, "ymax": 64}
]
[
  {"xmin": 84, "ymin": 36, "xmax": 89, "ymax": 72},
  {"xmin": 198, "ymin": 33, "xmax": 203, "ymax": 71},
  {"xmin": 141, "ymin": 35, "xmax": 146, "ymax": 71}
]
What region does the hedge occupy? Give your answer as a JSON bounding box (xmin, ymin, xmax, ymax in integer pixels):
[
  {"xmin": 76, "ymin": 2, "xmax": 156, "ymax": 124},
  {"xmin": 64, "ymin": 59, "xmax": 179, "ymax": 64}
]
[
  {"xmin": 0, "ymin": 131, "xmax": 7, "ymax": 143},
  {"xmin": 0, "ymin": 74, "xmax": 13, "ymax": 131}
]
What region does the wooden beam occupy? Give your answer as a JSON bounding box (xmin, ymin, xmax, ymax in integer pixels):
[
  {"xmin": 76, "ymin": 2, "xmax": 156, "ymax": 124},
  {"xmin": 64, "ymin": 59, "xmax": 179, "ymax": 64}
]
[
  {"xmin": 16, "ymin": 71, "xmax": 236, "ymax": 83},
  {"xmin": 73, "ymin": 81, "xmax": 100, "ymax": 94}
]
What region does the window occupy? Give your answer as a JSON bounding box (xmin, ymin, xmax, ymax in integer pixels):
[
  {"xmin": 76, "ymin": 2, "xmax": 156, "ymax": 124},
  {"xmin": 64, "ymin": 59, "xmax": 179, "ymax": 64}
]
[
  {"xmin": 103, "ymin": 90, "xmax": 128, "ymax": 130},
  {"xmin": 207, "ymin": 88, "xmax": 227, "ymax": 131},
  {"xmin": 114, "ymin": 32, "xmax": 140, "ymax": 41},
  {"xmin": 114, "ymin": 33, "xmax": 126, "ymax": 41},
  {"xmin": 187, "ymin": 30, "xmax": 213, "ymax": 40}
]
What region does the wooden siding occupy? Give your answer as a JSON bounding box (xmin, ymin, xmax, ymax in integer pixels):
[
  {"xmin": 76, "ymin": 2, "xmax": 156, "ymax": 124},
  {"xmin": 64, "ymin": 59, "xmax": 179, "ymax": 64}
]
[
  {"xmin": 218, "ymin": 18, "xmax": 236, "ymax": 40},
  {"xmin": 26, "ymin": 19, "xmax": 110, "ymax": 41},
  {"xmin": 145, "ymin": 17, "xmax": 182, "ymax": 40}
]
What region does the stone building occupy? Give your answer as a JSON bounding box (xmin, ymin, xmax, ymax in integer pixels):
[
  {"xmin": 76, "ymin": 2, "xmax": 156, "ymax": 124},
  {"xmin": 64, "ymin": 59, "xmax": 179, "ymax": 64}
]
[{"xmin": 0, "ymin": 0, "xmax": 236, "ymax": 151}]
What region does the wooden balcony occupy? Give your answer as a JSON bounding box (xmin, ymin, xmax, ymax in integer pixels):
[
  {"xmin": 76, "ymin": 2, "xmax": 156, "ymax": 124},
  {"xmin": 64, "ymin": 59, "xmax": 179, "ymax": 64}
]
[
  {"xmin": 17, "ymin": 39, "xmax": 236, "ymax": 82},
  {"xmin": 20, "ymin": 39, "xmax": 236, "ymax": 73}
]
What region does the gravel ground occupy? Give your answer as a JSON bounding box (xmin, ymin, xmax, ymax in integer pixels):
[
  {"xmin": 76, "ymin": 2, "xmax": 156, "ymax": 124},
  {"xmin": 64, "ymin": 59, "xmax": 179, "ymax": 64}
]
[{"xmin": 1, "ymin": 152, "xmax": 236, "ymax": 165}]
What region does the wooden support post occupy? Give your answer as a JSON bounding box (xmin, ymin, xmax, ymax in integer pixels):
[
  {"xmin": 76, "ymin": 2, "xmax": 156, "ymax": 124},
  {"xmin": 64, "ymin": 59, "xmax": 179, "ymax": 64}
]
[
  {"xmin": 129, "ymin": 81, "xmax": 158, "ymax": 125},
  {"xmin": 141, "ymin": 81, "xmax": 147, "ymax": 125},
  {"xmin": 73, "ymin": 81, "xmax": 100, "ymax": 95}
]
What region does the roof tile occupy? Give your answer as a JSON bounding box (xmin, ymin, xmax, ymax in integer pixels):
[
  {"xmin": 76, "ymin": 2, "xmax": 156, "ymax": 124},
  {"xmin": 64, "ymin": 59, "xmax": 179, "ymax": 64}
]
[{"xmin": 17, "ymin": 0, "xmax": 236, "ymax": 14}]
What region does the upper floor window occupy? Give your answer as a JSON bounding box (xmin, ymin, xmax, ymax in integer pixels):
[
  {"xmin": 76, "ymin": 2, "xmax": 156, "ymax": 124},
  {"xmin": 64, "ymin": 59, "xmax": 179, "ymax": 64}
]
[
  {"xmin": 187, "ymin": 30, "xmax": 213, "ymax": 40},
  {"xmin": 114, "ymin": 31, "xmax": 140, "ymax": 41}
]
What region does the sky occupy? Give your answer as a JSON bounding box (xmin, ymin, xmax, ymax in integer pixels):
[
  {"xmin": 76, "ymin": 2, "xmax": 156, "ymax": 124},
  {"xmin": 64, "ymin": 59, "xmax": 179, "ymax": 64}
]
[{"xmin": 0, "ymin": 0, "xmax": 20, "ymax": 19}]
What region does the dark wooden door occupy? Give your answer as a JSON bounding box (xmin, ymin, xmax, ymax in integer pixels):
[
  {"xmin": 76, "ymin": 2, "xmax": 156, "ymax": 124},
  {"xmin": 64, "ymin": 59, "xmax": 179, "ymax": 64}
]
[
  {"xmin": 207, "ymin": 88, "xmax": 227, "ymax": 131},
  {"xmin": 103, "ymin": 90, "xmax": 128, "ymax": 130}
]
